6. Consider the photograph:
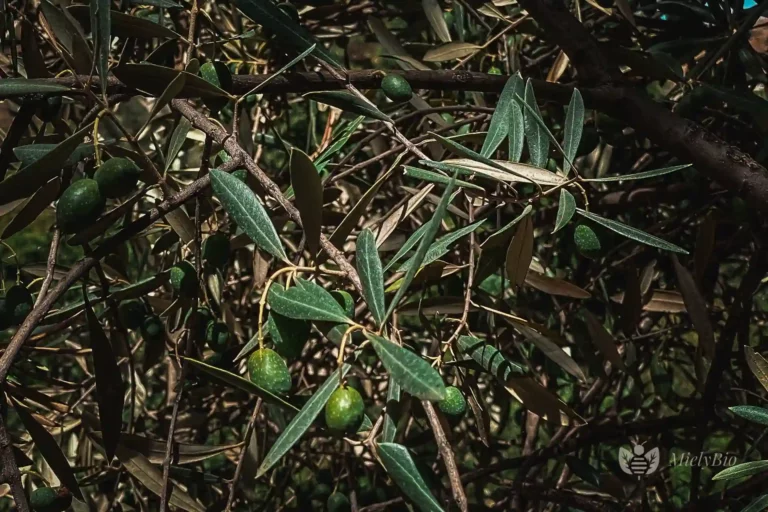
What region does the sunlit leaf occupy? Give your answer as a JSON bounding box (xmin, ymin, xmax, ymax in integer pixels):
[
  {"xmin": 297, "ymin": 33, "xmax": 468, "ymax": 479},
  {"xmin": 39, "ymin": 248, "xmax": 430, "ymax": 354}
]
[
  {"xmin": 712, "ymin": 460, "xmax": 768, "ymax": 481},
  {"xmin": 357, "ymin": 228, "xmax": 386, "ymax": 327},
  {"xmin": 210, "ymin": 169, "xmax": 287, "ymax": 261},
  {"xmin": 575, "ymin": 209, "xmax": 688, "ymax": 254},
  {"xmin": 268, "ymin": 280, "xmax": 352, "ymax": 324},
  {"xmin": 729, "ymin": 406, "xmax": 768, "ymax": 426},
  {"xmin": 523, "ymin": 79, "xmax": 549, "ymax": 168},
  {"xmin": 257, "ymin": 365, "xmax": 350, "ymax": 477},
  {"xmin": 378, "ymin": 443, "xmax": 444, "ymax": 512},
  {"xmin": 562, "ymin": 89, "xmax": 584, "ymax": 175},
  {"xmin": 423, "ymin": 42, "xmax": 481, "ymax": 61},
  {"xmin": 553, "ymin": 188, "xmax": 575, "ymax": 233},
  {"xmin": 366, "ymin": 333, "xmax": 446, "ymax": 401}
]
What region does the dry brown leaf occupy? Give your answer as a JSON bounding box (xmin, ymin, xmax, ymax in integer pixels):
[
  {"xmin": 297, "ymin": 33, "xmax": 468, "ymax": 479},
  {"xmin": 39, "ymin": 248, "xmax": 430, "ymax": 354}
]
[
  {"xmin": 525, "ymin": 271, "xmax": 590, "ymax": 299},
  {"xmin": 505, "ymin": 214, "xmax": 533, "ymax": 290},
  {"xmin": 506, "ymin": 377, "xmax": 586, "ymax": 426}
]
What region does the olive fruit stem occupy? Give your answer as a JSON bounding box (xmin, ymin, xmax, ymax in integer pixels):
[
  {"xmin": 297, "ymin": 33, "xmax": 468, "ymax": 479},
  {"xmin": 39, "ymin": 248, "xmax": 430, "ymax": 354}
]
[
  {"xmin": 337, "ymin": 324, "xmax": 365, "ymax": 386},
  {"xmin": 93, "ymin": 110, "xmax": 107, "ymax": 167}
]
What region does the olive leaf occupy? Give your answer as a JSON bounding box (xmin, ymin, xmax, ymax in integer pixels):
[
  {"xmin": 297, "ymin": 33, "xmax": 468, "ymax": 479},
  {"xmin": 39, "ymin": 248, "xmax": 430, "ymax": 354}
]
[
  {"xmin": 575, "ymin": 209, "xmax": 688, "ymax": 254},
  {"xmin": 257, "ymin": 365, "xmax": 350, "ymax": 477},
  {"xmin": 422, "ymin": 0, "xmax": 451, "ymax": 43},
  {"xmin": 268, "ymin": 278, "xmax": 353, "ymax": 324},
  {"xmin": 378, "ymin": 443, "xmax": 444, "ymax": 512},
  {"xmin": 90, "ymin": 0, "xmax": 111, "ymax": 97},
  {"xmin": 672, "ymin": 255, "xmax": 714, "ymax": 358},
  {"xmin": 14, "ymin": 399, "xmax": 85, "ymax": 501},
  {"xmin": 0, "ymin": 123, "xmax": 93, "ymax": 206},
  {"xmin": 289, "ymin": 148, "xmax": 323, "ymax": 255},
  {"xmin": 114, "ymin": 444, "xmax": 206, "ymax": 512},
  {"xmin": 583, "ymin": 310, "xmax": 626, "ymax": 371},
  {"xmin": 457, "ymin": 335, "xmax": 526, "ymax": 380},
  {"xmin": 382, "ymin": 379, "xmax": 401, "ymax": 443},
  {"xmin": 385, "ymin": 174, "xmax": 456, "ymax": 320},
  {"xmin": 0, "ymin": 79, "xmax": 71, "ymax": 98},
  {"xmin": 712, "ymin": 460, "xmax": 768, "ymax": 481},
  {"xmin": 186, "ymin": 358, "xmax": 299, "ymax": 412},
  {"xmin": 356, "ymin": 228, "xmax": 386, "ymax": 327},
  {"xmin": 562, "ymin": 88, "xmax": 584, "ymax": 175},
  {"xmin": 553, "ymin": 188, "xmax": 575, "ymax": 234},
  {"xmin": 523, "ymin": 79, "xmax": 549, "ymax": 168},
  {"xmin": 210, "ymin": 169, "xmax": 287, "ymax": 261},
  {"xmin": 583, "ymin": 164, "xmax": 691, "ymax": 182},
  {"xmin": 83, "ymin": 291, "xmax": 125, "ymax": 462},
  {"xmin": 235, "ymin": 0, "xmax": 341, "ymax": 65},
  {"xmin": 304, "ymin": 91, "xmax": 391, "ymax": 122},
  {"xmin": 481, "ymin": 73, "xmax": 523, "ymax": 158},
  {"xmin": 505, "ymin": 213, "xmax": 534, "ymax": 290},
  {"xmin": 366, "ymin": 332, "xmax": 446, "ymax": 401},
  {"xmin": 396, "ymin": 218, "xmax": 485, "ymax": 273},
  {"xmin": 729, "ymin": 406, "xmax": 768, "ymax": 426},
  {"xmin": 745, "ymin": 346, "xmax": 768, "ymax": 394}
]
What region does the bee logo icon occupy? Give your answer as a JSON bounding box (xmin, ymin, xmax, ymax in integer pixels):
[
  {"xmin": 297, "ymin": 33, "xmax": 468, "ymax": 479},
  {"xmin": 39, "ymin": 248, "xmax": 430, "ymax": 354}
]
[{"xmin": 620, "ymin": 443, "xmax": 660, "ymax": 476}]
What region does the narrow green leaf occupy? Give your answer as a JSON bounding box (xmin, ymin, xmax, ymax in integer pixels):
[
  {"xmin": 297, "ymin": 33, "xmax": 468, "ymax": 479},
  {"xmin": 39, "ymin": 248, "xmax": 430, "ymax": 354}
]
[
  {"xmin": 385, "ymin": 174, "xmax": 456, "ymax": 320},
  {"xmin": 481, "ymin": 73, "xmax": 522, "ymax": 158},
  {"xmin": 14, "ymin": 400, "xmax": 84, "ymax": 501},
  {"xmin": 0, "ymin": 79, "xmax": 71, "ymax": 98},
  {"xmin": 210, "ymin": 169, "xmax": 287, "ymax": 261},
  {"xmin": 562, "ymin": 89, "xmax": 584, "ymax": 175},
  {"xmin": 91, "ymin": 0, "xmax": 111, "ymax": 97},
  {"xmin": 315, "ymin": 116, "xmax": 364, "ymax": 171},
  {"xmin": 382, "ymin": 379, "xmax": 401, "ymax": 443},
  {"xmin": 457, "ymin": 335, "xmax": 526, "ymax": 380},
  {"xmin": 741, "ymin": 494, "xmax": 768, "ymax": 512},
  {"xmin": 114, "ymin": 444, "xmax": 206, "ymax": 512},
  {"xmin": 583, "ymin": 164, "xmax": 692, "ymax": 182},
  {"xmin": 0, "ymin": 123, "xmax": 92, "ymax": 206},
  {"xmin": 482, "ymin": 204, "xmax": 533, "ymax": 249},
  {"xmin": 84, "ymin": 292, "xmax": 124, "ymax": 461},
  {"xmin": 366, "ymin": 333, "xmax": 446, "ymax": 401},
  {"xmin": 712, "ymin": 460, "xmax": 768, "ymax": 481},
  {"xmin": 384, "ymin": 222, "xmax": 431, "ymax": 272},
  {"xmin": 257, "ymin": 365, "xmax": 350, "ymax": 477},
  {"xmin": 268, "ymin": 279, "xmax": 352, "ymax": 324},
  {"xmin": 305, "ymin": 91, "xmax": 392, "ymax": 122},
  {"xmin": 523, "ymin": 79, "xmax": 549, "ymax": 168},
  {"xmin": 730, "ymin": 406, "xmax": 768, "ymax": 426},
  {"xmin": 13, "ymin": 143, "xmax": 94, "ymax": 167},
  {"xmin": 128, "ymin": 0, "xmax": 181, "ymax": 7},
  {"xmin": 186, "ymin": 358, "xmax": 299, "ymax": 412},
  {"xmin": 235, "ymin": 0, "xmax": 341, "ymax": 66},
  {"xmin": 575, "ymin": 209, "xmax": 688, "ymax": 254},
  {"xmin": 553, "ymin": 189, "xmax": 575, "ymax": 234},
  {"xmin": 403, "ymin": 166, "xmax": 484, "ymax": 191},
  {"xmin": 165, "ymin": 117, "xmax": 191, "ymax": 172},
  {"xmin": 357, "ymin": 229, "xmax": 387, "ymax": 327},
  {"xmin": 377, "ymin": 443, "xmax": 444, "ymax": 512},
  {"xmin": 289, "ymin": 149, "xmax": 323, "ymax": 255},
  {"xmin": 508, "ymin": 76, "xmax": 526, "ymax": 162},
  {"xmin": 397, "ymin": 218, "xmax": 485, "ymax": 273}
]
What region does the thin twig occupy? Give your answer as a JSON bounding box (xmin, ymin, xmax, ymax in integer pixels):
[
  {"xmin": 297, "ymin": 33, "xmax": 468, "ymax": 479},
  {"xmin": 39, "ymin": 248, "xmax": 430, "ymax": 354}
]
[
  {"xmin": 421, "ymin": 400, "xmax": 468, "ymax": 512},
  {"xmin": 225, "ymin": 397, "xmax": 264, "ymax": 511}
]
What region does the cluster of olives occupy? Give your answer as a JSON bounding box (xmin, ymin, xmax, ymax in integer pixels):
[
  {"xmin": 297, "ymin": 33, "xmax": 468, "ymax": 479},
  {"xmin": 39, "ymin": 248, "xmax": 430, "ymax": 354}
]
[
  {"xmin": 56, "ymin": 157, "xmax": 141, "ymax": 234},
  {"xmin": 0, "ymin": 284, "xmax": 33, "ymax": 329}
]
